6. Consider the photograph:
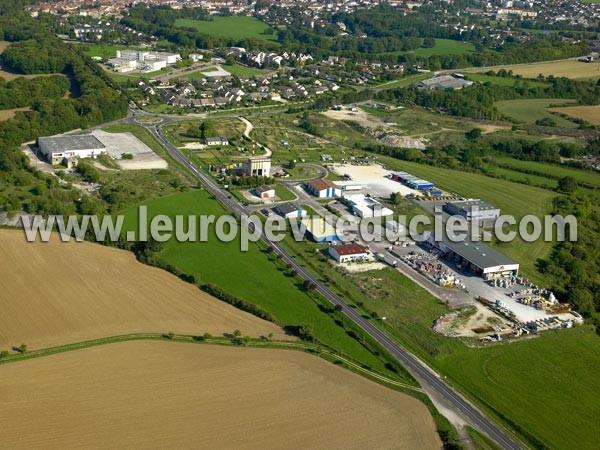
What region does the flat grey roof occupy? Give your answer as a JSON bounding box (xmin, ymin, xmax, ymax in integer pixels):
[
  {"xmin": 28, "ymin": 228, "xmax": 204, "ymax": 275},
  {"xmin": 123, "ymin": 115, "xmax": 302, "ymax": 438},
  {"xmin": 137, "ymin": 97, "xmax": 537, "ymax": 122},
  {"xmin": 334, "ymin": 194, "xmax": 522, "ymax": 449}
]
[
  {"xmin": 255, "ymin": 185, "xmax": 273, "ymax": 193},
  {"xmin": 417, "ymin": 75, "xmax": 472, "ymax": 90},
  {"xmin": 434, "ymin": 232, "xmax": 517, "ymax": 269},
  {"xmin": 276, "ymin": 202, "xmax": 301, "ymax": 215},
  {"xmin": 447, "ymin": 199, "xmax": 498, "ymax": 212},
  {"xmin": 38, "ymin": 134, "xmax": 105, "ymax": 153}
]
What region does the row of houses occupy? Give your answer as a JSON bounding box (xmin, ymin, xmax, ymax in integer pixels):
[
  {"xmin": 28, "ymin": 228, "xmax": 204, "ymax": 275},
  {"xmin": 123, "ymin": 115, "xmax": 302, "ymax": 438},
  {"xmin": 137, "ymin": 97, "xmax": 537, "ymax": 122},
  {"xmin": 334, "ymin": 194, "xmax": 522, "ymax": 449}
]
[{"xmin": 149, "ymin": 72, "xmax": 337, "ymax": 109}]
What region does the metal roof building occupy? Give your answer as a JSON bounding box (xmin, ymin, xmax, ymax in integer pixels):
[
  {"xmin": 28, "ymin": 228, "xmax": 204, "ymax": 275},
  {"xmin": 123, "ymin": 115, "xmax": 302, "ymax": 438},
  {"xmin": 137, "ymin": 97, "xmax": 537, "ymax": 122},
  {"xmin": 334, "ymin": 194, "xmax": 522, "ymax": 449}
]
[
  {"xmin": 328, "ymin": 243, "xmax": 368, "ymax": 262},
  {"xmin": 415, "ymin": 75, "xmax": 474, "ymax": 91},
  {"xmin": 274, "ymin": 203, "xmax": 306, "ymax": 219},
  {"xmin": 443, "ymin": 199, "xmax": 500, "ymax": 222},
  {"xmin": 38, "ymin": 134, "xmax": 106, "ymax": 165},
  {"xmin": 428, "ymin": 232, "xmax": 519, "ymax": 280}
]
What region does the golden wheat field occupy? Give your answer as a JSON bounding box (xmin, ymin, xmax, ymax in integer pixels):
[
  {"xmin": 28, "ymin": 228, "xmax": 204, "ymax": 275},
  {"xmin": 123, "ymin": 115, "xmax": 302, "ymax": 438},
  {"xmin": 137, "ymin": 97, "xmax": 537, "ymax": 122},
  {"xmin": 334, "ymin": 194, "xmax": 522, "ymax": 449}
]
[
  {"xmin": 0, "ymin": 341, "xmax": 441, "ymax": 450},
  {"xmin": 472, "ymin": 59, "xmax": 600, "ymax": 80},
  {"xmin": 548, "ymin": 104, "xmax": 600, "ymax": 125},
  {"xmin": 0, "ymin": 230, "xmax": 289, "ymax": 350}
]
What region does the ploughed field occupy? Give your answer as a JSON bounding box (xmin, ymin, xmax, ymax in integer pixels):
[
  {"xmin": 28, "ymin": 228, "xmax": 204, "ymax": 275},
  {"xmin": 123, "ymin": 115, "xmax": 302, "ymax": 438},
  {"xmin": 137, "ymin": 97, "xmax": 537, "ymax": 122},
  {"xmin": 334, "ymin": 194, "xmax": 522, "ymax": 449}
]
[
  {"xmin": 0, "ymin": 341, "xmax": 441, "ymax": 450},
  {"xmin": 0, "ymin": 230, "xmax": 288, "ymax": 350}
]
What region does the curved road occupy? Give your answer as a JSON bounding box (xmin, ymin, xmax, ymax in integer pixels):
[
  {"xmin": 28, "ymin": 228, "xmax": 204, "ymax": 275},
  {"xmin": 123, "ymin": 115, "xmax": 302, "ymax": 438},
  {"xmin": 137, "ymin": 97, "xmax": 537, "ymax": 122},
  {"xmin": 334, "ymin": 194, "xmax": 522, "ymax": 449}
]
[{"xmin": 144, "ymin": 119, "xmax": 523, "ymax": 450}]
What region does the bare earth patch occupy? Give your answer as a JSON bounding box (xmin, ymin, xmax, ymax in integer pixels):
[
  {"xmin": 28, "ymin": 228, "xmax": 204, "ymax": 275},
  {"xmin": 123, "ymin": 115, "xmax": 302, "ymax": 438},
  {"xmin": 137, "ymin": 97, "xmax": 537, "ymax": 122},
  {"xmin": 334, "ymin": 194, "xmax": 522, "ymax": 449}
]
[
  {"xmin": 0, "ymin": 229, "xmax": 289, "ymax": 350},
  {"xmin": 0, "ymin": 106, "xmax": 31, "ymax": 121},
  {"xmin": 322, "ymin": 107, "xmax": 392, "ymax": 129},
  {"xmin": 92, "ymin": 130, "xmax": 168, "ymax": 170},
  {"xmin": 0, "ymin": 341, "xmax": 441, "ymax": 450}
]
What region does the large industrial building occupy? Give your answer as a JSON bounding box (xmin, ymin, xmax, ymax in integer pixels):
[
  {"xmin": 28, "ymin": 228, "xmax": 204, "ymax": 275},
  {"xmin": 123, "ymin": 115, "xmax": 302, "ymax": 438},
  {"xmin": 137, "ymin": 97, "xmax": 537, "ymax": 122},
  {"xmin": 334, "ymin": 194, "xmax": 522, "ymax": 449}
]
[
  {"xmin": 242, "ymin": 156, "xmax": 271, "ymax": 177},
  {"xmin": 38, "ymin": 134, "xmax": 107, "ymax": 165},
  {"xmin": 345, "ymin": 194, "xmax": 393, "ymax": 218},
  {"xmin": 108, "ymin": 50, "xmax": 181, "ymax": 73},
  {"xmin": 443, "ymin": 199, "xmax": 500, "ymax": 222},
  {"xmin": 428, "ymin": 233, "xmax": 519, "ymax": 280},
  {"xmin": 415, "ymin": 75, "xmax": 473, "ymax": 91}
]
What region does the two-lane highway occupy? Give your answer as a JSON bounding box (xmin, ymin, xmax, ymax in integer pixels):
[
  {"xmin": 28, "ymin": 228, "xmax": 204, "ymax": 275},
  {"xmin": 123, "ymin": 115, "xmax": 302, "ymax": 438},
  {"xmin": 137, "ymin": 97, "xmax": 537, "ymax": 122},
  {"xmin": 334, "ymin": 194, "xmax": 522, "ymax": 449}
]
[{"xmin": 146, "ymin": 121, "xmax": 523, "ymax": 450}]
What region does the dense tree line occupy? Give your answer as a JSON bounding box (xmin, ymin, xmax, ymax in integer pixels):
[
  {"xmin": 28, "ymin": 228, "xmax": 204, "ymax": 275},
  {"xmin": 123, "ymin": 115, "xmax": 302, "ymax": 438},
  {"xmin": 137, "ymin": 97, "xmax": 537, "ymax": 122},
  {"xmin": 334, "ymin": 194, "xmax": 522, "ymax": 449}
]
[
  {"xmin": 1, "ymin": 39, "xmax": 71, "ymax": 74},
  {"xmin": 0, "ymin": 75, "xmax": 68, "ymax": 109},
  {"xmin": 375, "ymin": 75, "xmax": 600, "ymax": 121},
  {"xmin": 543, "ymin": 195, "xmax": 600, "ymax": 332}
]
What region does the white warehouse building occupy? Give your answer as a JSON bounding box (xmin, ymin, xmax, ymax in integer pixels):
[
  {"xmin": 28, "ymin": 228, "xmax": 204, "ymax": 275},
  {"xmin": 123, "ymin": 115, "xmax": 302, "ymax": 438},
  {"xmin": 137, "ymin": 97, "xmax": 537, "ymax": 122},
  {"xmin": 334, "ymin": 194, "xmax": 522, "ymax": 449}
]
[
  {"xmin": 38, "ymin": 134, "xmax": 106, "ymax": 165},
  {"xmin": 344, "ymin": 194, "xmax": 393, "ymax": 218}
]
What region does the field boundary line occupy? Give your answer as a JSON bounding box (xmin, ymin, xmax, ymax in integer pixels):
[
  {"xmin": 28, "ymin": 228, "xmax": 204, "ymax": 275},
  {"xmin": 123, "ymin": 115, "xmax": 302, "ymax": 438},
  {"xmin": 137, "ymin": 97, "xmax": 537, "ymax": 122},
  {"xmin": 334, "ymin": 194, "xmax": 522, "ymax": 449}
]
[{"xmin": 0, "ymin": 333, "xmax": 424, "ymax": 393}]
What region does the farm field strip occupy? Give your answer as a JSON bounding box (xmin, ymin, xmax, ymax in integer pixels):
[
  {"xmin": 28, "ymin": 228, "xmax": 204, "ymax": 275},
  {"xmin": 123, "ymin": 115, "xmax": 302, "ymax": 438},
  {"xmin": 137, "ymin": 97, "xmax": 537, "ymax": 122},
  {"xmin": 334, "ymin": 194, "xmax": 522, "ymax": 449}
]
[
  {"xmin": 468, "ymin": 59, "xmax": 600, "ymax": 80},
  {"xmin": 548, "ymin": 104, "xmax": 600, "ymax": 126},
  {"xmin": 0, "ymin": 341, "xmax": 441, "ymax": 450},
  {"xmin": 492, "ymin": 155, "xmax": 600, "ymax": 187},
  {"xmin": 495, "ymin": 98, "xmax": 578, "ymax": 127},
  {"xmin": 0, "ymin": 229, "xmax": 288, "ymax": 351}
]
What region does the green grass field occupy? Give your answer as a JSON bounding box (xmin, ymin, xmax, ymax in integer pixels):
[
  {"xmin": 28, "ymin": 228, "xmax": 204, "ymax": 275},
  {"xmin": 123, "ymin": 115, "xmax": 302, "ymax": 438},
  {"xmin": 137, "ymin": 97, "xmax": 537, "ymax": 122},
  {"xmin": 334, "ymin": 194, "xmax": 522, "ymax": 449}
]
[
  {"xmin": 412, "ymin": 39, "xmax": 476, "ymax": 57},
  {"xmin": 466, "ymin": 427, "xmax": 501, "ymax": 450},
  {"xmin": 119, "ymin": 190, "xmax": 404, "ymax": 378},
  {"xmin": 495, "ymin": 99, "xmax": 578, "ymax": 127},
  {"xmin": 493, "ymin": 156, "xmax": 600, "ymax": 187},
  {"xmin": 222, "ymin": 63, "xmax": 267, "ymax": 77},
  {"xmin": 437, "ymin": 328, "xmax": 600, "ymax": 450},
  {"xmin": 465, "ymin": 73, "xmax": 550, "ymax": 89},
  {"xmin": 175, "ymin": 16, "xmax": 278, "ymax": 44},
  {"xmin": 483, "ymin": 165, "xmax": 559, "ymax": 190},
  {"xmin": 274, "ymin": 184, "xmax": 296, "ymax": 201}
]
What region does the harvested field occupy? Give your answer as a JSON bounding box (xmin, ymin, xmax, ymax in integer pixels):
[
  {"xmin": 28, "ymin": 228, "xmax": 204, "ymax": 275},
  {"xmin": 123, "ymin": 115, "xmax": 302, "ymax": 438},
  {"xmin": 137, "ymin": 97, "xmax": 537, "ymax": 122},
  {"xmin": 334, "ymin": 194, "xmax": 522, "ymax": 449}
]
[
  {"xmin": 0, "ymin": 341, "xmax": 441, "ymax": 450},
  {"xmin": 548, "ymin": 104, "xmax": 600, "ymax": 125},
  {"xmin": 0, "ymin": 230, "xmax": 288, "ymax": 350},
  {"xmin": 471, "ymin": 59, "xmax": 600, "ymax": 80}
]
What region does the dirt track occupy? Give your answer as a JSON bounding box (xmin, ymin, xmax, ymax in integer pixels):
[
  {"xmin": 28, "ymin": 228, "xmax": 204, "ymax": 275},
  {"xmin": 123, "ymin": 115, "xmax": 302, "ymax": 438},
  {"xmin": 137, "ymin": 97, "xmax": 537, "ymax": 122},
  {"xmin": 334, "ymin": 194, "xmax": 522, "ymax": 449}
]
[
  {"xmin": 0, "ymin": 230, "xmax": 289, "ymax": 350},
  {"xmin": 0, "ymin": 341, "xmax": 441, "ymax": 450}
]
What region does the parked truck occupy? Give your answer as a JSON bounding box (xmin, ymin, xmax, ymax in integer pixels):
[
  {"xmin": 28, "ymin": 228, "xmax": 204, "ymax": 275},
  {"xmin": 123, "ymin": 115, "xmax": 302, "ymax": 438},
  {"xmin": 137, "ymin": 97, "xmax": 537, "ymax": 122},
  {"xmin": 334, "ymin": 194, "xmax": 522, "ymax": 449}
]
[{"xmin": 375, "ymin": 252, "xmax": 398, "ymax": 268}]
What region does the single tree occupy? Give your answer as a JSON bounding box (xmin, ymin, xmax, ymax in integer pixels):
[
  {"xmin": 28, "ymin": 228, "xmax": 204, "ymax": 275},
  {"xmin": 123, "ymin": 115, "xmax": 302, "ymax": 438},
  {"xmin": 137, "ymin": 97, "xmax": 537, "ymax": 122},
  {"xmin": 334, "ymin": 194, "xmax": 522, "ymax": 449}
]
[{"xmin": 558, "ymin": 176, "xmax": 577, "ymax": 193}]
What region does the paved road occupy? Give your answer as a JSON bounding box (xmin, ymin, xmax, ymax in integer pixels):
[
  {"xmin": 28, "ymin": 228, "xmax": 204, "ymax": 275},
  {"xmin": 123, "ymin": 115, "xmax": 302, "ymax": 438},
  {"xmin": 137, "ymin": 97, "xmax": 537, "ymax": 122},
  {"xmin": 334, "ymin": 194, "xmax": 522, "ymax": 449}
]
[{"xmin": 141, "ymin": 118, "xmax": 523, "ymax": 450}]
